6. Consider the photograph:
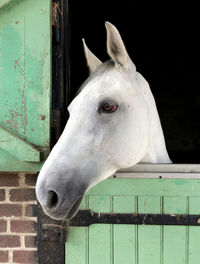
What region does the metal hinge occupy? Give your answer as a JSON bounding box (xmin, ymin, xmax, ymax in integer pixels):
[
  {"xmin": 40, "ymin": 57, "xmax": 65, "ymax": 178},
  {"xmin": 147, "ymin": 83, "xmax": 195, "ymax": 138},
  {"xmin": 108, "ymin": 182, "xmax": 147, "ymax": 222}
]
[
  {"xmin": 68, "ymin": 209, "xmax": 200, "ymax": 227},
  {"xmin": 41, "ymin": 224, "xmax": 66, "ymax": 242}
]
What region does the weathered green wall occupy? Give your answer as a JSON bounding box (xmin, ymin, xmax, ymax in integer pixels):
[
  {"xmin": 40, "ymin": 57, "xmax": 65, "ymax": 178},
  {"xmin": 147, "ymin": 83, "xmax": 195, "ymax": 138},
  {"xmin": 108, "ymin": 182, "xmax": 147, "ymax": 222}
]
[{"xmin": 0, "ymin": 0, "xmax": 51, "ymax": 171}]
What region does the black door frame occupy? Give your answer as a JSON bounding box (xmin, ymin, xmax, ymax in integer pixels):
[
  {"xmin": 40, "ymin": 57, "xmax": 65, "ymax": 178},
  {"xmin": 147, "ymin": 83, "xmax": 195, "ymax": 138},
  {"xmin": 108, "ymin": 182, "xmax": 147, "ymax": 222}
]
[{"xmin": 37, "ymin": 0, "xmax": 69, "ymax": 263}]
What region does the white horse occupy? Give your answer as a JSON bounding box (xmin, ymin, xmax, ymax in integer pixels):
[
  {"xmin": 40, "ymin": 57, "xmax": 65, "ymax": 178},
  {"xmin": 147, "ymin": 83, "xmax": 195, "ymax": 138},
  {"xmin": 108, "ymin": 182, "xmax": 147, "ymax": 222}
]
[{"xmin": 36, "ymin": 22, "xmax": 171, "ymax": 220}]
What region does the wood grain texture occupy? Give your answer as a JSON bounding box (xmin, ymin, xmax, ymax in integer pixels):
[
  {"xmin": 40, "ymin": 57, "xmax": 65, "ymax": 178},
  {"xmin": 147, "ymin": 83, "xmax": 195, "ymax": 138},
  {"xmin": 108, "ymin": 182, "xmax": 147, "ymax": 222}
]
[
  {"xmin": 66, "ymin": 178, "xmax": 200, "ymax": 264},
  {"xmin": 0, "ymin": 0, "xmax": 51, "ymax": 171}
]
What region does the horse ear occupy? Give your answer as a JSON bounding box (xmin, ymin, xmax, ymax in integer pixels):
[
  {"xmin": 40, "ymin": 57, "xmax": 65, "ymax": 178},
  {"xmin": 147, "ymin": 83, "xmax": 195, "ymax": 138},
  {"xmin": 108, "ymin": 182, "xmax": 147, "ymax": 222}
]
[
  {"xmin": 82, "ymin": 39, "xmax": 102, "ymax": 73},
  {"xmin": 105, "ymin": 22, "xmax": 129, "ymax": 68}
]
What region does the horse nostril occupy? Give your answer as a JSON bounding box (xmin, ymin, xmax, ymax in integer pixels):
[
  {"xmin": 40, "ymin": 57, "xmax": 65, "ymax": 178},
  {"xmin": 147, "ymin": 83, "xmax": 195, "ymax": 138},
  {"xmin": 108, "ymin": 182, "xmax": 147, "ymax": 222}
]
[{"xmin": 47, "ymin": 190, "xmax": 59, "ymax": 209}]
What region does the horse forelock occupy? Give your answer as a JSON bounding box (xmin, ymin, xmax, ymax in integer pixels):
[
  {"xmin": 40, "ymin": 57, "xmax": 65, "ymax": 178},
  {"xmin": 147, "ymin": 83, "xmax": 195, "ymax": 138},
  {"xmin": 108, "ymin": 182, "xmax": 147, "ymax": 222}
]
[{"xmin": 77, "ymin": 60, "xmax": 115, "ymax": 94}]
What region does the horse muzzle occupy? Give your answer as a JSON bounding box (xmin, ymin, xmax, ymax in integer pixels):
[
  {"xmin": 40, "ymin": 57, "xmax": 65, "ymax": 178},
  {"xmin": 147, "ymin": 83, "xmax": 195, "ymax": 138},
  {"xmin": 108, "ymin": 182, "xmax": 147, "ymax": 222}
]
[
  {"xmin": 36, "ymin": 176, "xmax": 86, "ymax": 220},
  {"xmin": 39, "ymin": 191, "xmax": 84, "ymax": 220}
]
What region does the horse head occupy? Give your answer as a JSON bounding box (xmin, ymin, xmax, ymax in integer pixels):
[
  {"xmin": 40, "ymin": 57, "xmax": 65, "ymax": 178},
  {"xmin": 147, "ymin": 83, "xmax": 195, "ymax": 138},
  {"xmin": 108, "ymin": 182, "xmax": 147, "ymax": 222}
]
[{"xmin": 36, "ymin": 22, "xmax": 171, "ymax": 220}]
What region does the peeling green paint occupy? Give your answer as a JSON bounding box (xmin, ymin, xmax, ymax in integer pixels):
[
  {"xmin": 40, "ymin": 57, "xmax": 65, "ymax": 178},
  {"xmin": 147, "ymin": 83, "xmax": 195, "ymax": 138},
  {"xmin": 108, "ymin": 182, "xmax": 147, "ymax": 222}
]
[
  {"xmin": 0, "ymin": 126, "xmax": 40, "ymax": 162},
  {"xmin": 0, "ymin": 0, "xmax": 51, "ymax": 171}
]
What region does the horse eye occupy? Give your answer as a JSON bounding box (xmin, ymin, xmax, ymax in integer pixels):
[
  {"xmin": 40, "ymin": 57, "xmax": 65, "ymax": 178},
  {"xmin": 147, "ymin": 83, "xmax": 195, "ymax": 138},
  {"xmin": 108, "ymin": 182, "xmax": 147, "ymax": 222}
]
[{"xmin": 99, "ymin": 101, "xmax": 118, "ymax": 114}]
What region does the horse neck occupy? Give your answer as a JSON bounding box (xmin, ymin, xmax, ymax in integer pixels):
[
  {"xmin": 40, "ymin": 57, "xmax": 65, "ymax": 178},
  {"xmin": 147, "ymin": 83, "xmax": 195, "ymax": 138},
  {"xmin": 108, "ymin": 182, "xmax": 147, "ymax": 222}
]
[{"xmin": 135, "ymin": 72, "xmax": 172, "ymax": 163}]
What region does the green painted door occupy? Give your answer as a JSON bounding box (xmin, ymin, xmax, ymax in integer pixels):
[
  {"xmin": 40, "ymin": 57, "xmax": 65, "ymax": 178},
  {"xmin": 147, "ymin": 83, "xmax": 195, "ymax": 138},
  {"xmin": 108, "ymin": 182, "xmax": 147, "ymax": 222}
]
[
  {"xmin": 66, "ymin": 178, "xmax": 200, "ymax": 264},
  {"xmin": 0, "ymin": 0, "xmax": 51, "ymax": 171}
]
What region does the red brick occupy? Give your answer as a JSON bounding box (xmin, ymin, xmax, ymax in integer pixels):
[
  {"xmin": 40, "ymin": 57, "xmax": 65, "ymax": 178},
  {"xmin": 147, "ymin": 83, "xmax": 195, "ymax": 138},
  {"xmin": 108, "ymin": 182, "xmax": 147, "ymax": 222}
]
[
  {"xmin": 25, "ymin": 174, "xmax": 38, "ymax": 186},
  {"xmin": 0, "ymin": 173, "xmax": 19, "ymax": 187},
  {"xmin": 11, "ymin": 220, "xmax": 36, "ymax": 233},
  {"xmin": 0, "ymin": 204, "xmax": 22, "ymax": 217},
  {"xmin": 13, "ymin": 250, "xmax": 37, "ymax": 264},
  {"xmin": 0, "ymin": 250, "xmax": 8, "ymax": 262},
  {"xmin": 0, "ymin": 235, "xmax": 20, "ymax": 247},
  {"xmin": 0, "ymin": 189, "xmax": 5, "ymax": 201},
  {"xmin": 25, "ymin": 236, "xmax": 37, "ymax": 248},
  {"xmin": 0, "ymin": 220, "xmax": 7, "ymax": 232},
  {"xmin": 9, "ymin": 188, "xmax": 36, "ymax": 202},
  {"xmin": 25, "ymin": 204, "xmax": 37, "ymax": 217}
]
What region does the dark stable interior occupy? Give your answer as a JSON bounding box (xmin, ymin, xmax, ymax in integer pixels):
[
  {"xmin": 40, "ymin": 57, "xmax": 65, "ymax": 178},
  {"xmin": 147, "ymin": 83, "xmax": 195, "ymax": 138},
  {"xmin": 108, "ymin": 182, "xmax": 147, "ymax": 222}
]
[{"xmin": 69, "ymin": 1, "xmax": 200, "ymax": 163}]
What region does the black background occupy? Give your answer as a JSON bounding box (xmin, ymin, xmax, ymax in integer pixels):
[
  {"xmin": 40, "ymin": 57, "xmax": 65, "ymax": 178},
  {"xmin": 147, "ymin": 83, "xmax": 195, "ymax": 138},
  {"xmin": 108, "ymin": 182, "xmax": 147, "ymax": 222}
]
[{"xmin": 69, "ymin": 0, "xmax": 200, "ymax": 163}]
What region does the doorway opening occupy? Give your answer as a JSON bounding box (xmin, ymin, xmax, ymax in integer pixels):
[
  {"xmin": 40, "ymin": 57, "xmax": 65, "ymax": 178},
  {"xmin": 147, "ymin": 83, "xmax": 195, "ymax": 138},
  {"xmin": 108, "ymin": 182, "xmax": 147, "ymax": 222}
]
[{"xmin": 69, "ymin": 1, "xmax": 200, "ymax": 163}]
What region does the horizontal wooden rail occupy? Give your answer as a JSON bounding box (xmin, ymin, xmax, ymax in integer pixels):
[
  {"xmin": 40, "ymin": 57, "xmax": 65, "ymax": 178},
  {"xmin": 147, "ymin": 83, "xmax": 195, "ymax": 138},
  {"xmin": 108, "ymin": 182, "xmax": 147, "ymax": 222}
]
[{"xmin": 68, "ymin": 209, "xmax": 200, "ymax": 227}]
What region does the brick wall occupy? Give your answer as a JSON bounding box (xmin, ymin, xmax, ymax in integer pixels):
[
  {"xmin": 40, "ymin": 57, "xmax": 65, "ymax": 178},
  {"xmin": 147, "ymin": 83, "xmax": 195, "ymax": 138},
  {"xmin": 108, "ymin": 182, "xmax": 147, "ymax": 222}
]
[{"xmin": 0, "ymin": 173, "xmax": 38, "ymax": 264}]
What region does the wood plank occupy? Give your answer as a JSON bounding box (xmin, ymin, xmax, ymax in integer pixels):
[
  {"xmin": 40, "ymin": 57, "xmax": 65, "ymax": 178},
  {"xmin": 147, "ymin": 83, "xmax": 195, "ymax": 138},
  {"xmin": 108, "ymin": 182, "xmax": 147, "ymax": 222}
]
[
  {"xmin": 23, "ymin": 0, "xmax": 51, "ymax": 147},
  {"xmin": 66, "ymin": 227, "xmax": 88, "ymax": 264},
  {"xmin": 163, "ymin": 196, "xmax": 188, "ymax": 264},
  {"xmin": 113, "ymin": 225, "xmax": 136, "ymax": 264},
  {"xmin": 89, "ymin": 224, "xmax": 112, "ymax": 264},
  {"xmin": 189, "ymin": 197, "xmax": 200, "ymax": 214},
  {"xmin": 112, "ymin": 196, "xmax": 136, "ymax": 213},
  {"xmin": 0, "ymin": 126, "xmax": 40, "ymax": 161},
  {"xmin": 138, "ymin": 196, "xmax": 161, "ymax": 213},
  {"xmin": 113, "ymin": 196, "xmax": 136, "ymax": 264},
  {"xmin": 188, "ymin": 197, "xmax": 200, "ymax": 263},
  {"xmin": 66, "ymin": 194, "xmax": 88, "ymax": 264},
  {"xmin": 138, "ymin": 196, "xmax": 161, "ymax": 264},
  {"xmin": 0, "ymin": 148, "xmax": 43, "ymax": 171},
  {"xmin": 163, "ymin": 226, "xmax": 187, "ymax": 264},
  {"xmin": 138, "ymin": 225, "xmax": 161, "ymax": 264},
  {"xmin": 189, "ymin": 227, "xmax": 200, "ymax": 263},
  {"xmin": 88, "ymin": 196, "xmax": 112, "ymax": 264},
  {"xmin": 0, "ymin": 0, "xmax": 26, "ymax": 138},
  {"xmin": 163, "ymin": 196, "xmax": 188, "ymax": 214},
  {"xmin": 87, "ymin": 178, "xmax": 200, "ymax": 197}
]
